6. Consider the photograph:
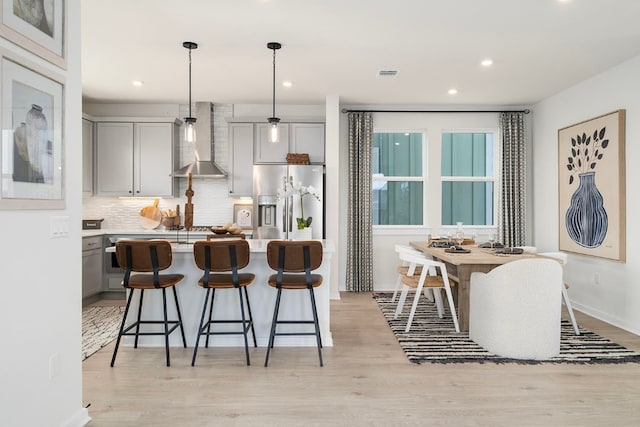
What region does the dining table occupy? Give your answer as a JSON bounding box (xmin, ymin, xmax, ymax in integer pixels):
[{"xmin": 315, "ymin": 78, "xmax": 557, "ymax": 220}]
[{"xmin": 409, "ymin": 241, "xmax": 539, "ymax": 332}]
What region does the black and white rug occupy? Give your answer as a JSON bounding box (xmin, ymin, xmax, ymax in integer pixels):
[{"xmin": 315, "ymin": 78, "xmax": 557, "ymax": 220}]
[
  {"xmin": 373, "ymin": 292, "xmax": 640, "ymax": 365},
  {"xmin": 82, "ymin": 306, "xmax": 124, "ymax": 361}
]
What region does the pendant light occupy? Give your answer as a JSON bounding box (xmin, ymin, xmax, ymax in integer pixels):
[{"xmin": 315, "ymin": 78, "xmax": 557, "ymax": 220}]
[
  {"xmin": 183, "ymin": 41, "xmax": 198, "ymax": 143},
  {"xmin": 267, "ymin": 42, "xmax": 282, "ymax": 143}
]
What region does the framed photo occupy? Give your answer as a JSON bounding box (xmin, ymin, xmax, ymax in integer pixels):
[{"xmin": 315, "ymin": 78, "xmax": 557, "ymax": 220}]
[
  {"xmin": 558, "ymin": 110, "xmax": 625, "ymax": 261},
  {"xmin": 233, "ymin": 204, "xmax": 253, "ymax": 229},
  {"xmin": 0, "ymin": 54, "xmax": 64, "ymax": 209},
  {"xmin": 0, "ymin": 0, "xmax": 65, "ymax": 68}
]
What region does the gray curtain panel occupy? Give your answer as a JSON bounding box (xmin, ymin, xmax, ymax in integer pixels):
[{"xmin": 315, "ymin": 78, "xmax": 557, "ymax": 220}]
[
  {"xmin": 346, "ymin": 112, "xmax": 374, "ymax": 292},
  {"xmin": 499, "ymin": 112, "xmax": 526, "ymax": 247}
]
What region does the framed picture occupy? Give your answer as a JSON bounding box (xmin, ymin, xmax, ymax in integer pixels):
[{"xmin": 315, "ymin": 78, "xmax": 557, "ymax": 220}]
[
  {"xmin": 0, "ymin": 54, "xmax": 64, "ymax": 209},
  {"xmin": 558, "ymin": 110, "xmax": 625, "ymax": 261},
  {"xmin": 0, "ymin": 0, "xmax": 65, "ymax": 68},
  {"xmin": 233, "ymin": 204, "xmax": 253, "ymax": 229}
]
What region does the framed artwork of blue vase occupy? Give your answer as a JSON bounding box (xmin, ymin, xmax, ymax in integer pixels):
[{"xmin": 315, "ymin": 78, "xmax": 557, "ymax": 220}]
[{"xmin": 558, "ymin": 110, "xmax": 625, "ymax": 262}]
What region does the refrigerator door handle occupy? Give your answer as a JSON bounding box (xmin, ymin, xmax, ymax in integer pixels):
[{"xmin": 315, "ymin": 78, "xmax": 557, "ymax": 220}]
[
  {"xmin": 282, "ymin": 198, "xmax": 287, "ymax": 233},
  {"xmin": 288, "ymin": 196, "xmax": 293, "ymax": 232}
]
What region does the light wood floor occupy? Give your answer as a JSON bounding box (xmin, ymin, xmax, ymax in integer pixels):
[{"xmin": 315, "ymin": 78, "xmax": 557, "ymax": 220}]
[{"xmin": 83, "ymin": 292, "xmax": 640, "ymax": 426}]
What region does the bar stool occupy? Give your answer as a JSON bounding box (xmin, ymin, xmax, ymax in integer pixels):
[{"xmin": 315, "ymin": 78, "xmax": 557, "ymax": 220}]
[
  {"xmin": 264, "ymin": 240, "xmax": 324, "ymax": 367},
  {"xmin": 111, "ymin": 239, "xmax": 186, "ymax": 367},
  {"xmin": 192, "ymin": 239, "xmax": 257, "ymax": 366}
]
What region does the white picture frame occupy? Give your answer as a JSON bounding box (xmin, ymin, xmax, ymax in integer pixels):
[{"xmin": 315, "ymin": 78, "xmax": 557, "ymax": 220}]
[
  {"xmin": 0, "ymin": 0, "xmax": 65, "ymax": 68},
  {"xmin": 233, "ymin": 204, "xmax": 253, "ymax": 230},
  {"xmin": 0, "ymin": 53, "xmax": 64, "ymax": 209}
]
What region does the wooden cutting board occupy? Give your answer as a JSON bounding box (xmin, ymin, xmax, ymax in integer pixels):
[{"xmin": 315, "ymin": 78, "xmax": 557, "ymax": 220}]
[{"xmin": 139, "ymin": 198, "xmax": 162, "ymax": 229}]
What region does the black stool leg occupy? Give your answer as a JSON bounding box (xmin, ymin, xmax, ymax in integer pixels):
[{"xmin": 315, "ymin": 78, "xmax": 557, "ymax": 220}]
[
  {"xmin": 192, "ymin": 288, "xmax": 211, "ymax": 366},
  {"xmin": 308, "ymin": 287, "xmax": 323, "ymax": 367},
  {"xmin": 134, "ymin": 289, "xmax": 144, "ymax": 348},
  {"xmin": 162, "ymin": 288, "xmax": 171, "ymax": 367},
  {"xmin": 264, "ymin": 288, "xmax": 282, "ymax": 367},
  {"xmin": 111, "ymin": 288, "xmax": 134, "ymax": 367},
  {"xmin": 172, "ymin": 286, "xmax": 187, "ymax": 348},
  {"xmin": 205, "ymin": 289, "xmax": 216, "ymax": 348},
  {"xmin": 244, "ymin": 287, "xmax": 257, "ymax": 347},
  {"xmin": 238, "ymin": 286, "xmax": 250, "ymax": 365}
]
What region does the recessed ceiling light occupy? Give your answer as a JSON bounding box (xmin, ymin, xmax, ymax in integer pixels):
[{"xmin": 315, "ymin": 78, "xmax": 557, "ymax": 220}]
[
  {"xmin": 132, "ymin": 80, "xmax": 144, "ymax": 87},
  {"xmin": 377, "ymin": 70, "xmax": 399, "ymax": 77},
  {"xmin": 404, "ymin": 132, "xmax": 410, "ymax": 136},
  {"xmin": 481, "ymin": 59, "xmax": 493, "ymax": 67},
  {"xmin": 282, "ymin": 81, "xmax": 292, "ymax": 88},
  {"xmin": 448, "ymin": 88, "xmax": 458, "ymax": 95}
]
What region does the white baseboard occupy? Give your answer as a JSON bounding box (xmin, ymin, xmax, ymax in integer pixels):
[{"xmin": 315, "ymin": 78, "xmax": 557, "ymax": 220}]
[{"xmin": 61, "ymin": 407, "xmax": 91, "ymax": 427}]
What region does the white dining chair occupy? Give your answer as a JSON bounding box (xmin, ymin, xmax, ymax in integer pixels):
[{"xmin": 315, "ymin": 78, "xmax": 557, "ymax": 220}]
[
  {"xmin": 470, "ymin": 258, "xmax": 563, "ymax": 360},
  {"xmin": 391, "ymin": 244, "xmax": 427, "ymax": 302},
  {"xmin": 394, "ymin": 251, "xmax": 459, "ymax": 333},
  {"xmin": 517, "ymin": 246, "xmax": 580, "ymax": 335}
]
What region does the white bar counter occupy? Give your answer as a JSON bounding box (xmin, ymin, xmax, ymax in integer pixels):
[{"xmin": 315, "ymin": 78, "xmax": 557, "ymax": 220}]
[{"xmin": 107, "ymin": 239, "xmax": 334, "ymax": 348}]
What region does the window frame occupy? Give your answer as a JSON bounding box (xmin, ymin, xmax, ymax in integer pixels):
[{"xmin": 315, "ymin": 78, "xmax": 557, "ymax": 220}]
[
  {"xmin": 440, "ymin": 129, "xmax": 500, "ymax": 228},
  {"xmin": 371, "ymin": 129, "xmax": 427, "ymax": 229}
]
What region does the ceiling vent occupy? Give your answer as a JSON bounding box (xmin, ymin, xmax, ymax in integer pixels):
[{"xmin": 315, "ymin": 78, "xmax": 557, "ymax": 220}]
[{"xmin": 377, "ymin": 70, "xmax": 399, "ymax": 77}]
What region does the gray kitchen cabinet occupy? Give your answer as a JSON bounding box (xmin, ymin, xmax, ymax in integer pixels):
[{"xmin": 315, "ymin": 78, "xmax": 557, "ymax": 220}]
[
  {"xmin": 228, "ymin": 123, "xmax": 254, "ymax": 197},
  {"xmin": 290, "ymin": 123, "xmax": 325, "ymax": 163},
  {"xmin": 254, "ymin": 122, "xmax": 290, "ymax": 163},
  {"xmin": 95, "ymin": 120, "xmax": 178, "ymax": 197},
  {"xmin": 82, "ymin": 118, "xmax": 94, "ymax": 196},
  {"xmin": 253, "ymin": 122, "xmax": 324, "ymax": 164},
  {"xmin": 82, "ymin": 236, "xmax": 103, "ymax": 300}
]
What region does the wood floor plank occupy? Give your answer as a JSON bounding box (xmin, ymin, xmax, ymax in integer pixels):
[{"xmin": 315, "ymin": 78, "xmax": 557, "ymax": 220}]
[{"xmin": 83, "ymin": 292, "xmax": 640, "ymax": 426}]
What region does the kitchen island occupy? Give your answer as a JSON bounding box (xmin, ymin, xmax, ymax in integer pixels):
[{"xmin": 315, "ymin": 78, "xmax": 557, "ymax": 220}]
[{"xmin": 106, "ymin": 239, "xmax": 334, "ymax": 348}]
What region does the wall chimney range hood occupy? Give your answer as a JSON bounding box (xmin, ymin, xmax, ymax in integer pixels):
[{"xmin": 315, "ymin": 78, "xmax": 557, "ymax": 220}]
[{"xmin": 173, "ymin": 102, "xmax": 227, "ymax": 178}]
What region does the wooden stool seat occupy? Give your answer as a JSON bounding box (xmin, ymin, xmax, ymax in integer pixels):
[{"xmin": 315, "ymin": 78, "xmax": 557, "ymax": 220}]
[
  {"xmin": 125, "ymin": 273, "xmax": 184, "ymax": 289},
  {"xmin": 267, "ymin": 274, "xmax": 323, "ymax": 289},
  {"xmin": 198, "ymin": 273, "xmax": 255, "ymax": 289}
]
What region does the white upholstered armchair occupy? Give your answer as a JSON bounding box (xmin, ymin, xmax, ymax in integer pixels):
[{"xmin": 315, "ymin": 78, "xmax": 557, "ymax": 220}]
[{"xmin": 469, "ymin": 258, "xmax": 564, "ymax": 360}]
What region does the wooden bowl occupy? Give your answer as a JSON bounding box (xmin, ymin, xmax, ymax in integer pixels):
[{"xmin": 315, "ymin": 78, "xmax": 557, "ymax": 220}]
[{"xmin": 211, "ymin": 227, "xmax": 228, "ymax": 234}]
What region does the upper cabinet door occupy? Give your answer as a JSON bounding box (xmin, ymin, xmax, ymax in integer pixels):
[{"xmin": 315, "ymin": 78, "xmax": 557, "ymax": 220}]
[
  {"xmin": 82, "ymin": 118, "xmax": 94, "ymax": 196},
  {"xmin": 228, "ymin": 123, "xmax": 254, "ymax": 197},
  {"xmin": 96, "ymin": 122, "xmax": 135, "ymax": 196},
  {"xmin": 254, "ymin": 123, "xmax": 289, "ymax": 163},
  {"xmin": 135, "ymin": 122, "xmax": 174, "ymax": 196},
  {"xmin": 290, "ymin": 123, "xmax": 325, "ymax": 164}
]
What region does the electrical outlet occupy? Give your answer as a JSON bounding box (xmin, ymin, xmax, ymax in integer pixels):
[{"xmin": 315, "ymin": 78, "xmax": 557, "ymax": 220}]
[{"xmin": 594, "ymin": 272, "xmax": 600, "ymax": 285}]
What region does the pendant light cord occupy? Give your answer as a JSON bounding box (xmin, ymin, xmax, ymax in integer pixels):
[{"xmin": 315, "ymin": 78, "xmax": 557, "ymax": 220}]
[
  {"xmin": 272, "ymin": 47, "xmax": 276, "ymax": 118},
  {"xmin": 188, "ymin": 46, "xmax": 193, "ymax": 118}
]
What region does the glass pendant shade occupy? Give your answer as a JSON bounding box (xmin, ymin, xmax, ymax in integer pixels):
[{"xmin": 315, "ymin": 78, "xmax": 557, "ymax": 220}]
[
  {"xmin": 183, "ymin": 117, "xmax": 196, "ymax": 143},
  {"xmin": 268, "ymin": 117, "xmax": 280, "ymax": 143}
]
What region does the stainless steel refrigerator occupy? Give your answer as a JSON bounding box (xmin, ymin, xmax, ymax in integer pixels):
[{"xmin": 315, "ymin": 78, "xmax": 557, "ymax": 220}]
[{"xmin": 253, "ymin": 164, "xmax": 324, "ymax": 240}]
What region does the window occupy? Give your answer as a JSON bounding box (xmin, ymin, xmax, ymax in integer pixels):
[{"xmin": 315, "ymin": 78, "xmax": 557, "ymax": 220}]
[
  {"xmin": 372, "ymin": 132, "xmax": 423, "ymax": 225},
  {"xmin": 441, "ymin": 132, "xmax": 496, "ymax": 226}
]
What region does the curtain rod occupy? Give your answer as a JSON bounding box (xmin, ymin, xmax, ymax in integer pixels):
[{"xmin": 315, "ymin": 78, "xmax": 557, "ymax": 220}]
[{"xmin": 341, "ymin": 108, "xmax": 530, "ymax": 114}]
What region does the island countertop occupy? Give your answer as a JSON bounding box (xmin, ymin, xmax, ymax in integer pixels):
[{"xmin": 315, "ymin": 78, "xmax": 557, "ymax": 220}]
[{"xmin": 107, "ymin": 239, "xmax": 334, "ymax": 348}]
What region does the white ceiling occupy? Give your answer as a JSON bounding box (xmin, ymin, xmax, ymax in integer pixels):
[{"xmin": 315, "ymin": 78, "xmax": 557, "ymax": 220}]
[{"xmin": 81, "ymin": 0, "xmax": 640, "ymax": 107}]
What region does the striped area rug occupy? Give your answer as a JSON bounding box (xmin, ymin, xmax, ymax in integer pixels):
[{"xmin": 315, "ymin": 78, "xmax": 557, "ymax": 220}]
[
  {"xmin": 373, "ymin": 292, "xmax": 640, "ymax": 364},
  {"xmin": 82, "ymin": 305, "xmax": 125, "ymax": 361}
]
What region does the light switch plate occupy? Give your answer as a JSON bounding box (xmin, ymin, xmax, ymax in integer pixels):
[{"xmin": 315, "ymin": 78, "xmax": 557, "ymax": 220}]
[{"xmin": 50, "ymin": 215, "xmax": 70, "ymax": 238}]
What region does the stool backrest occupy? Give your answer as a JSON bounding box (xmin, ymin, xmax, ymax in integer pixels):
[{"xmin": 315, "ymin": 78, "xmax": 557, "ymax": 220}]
[
  {"xmin": 266, "ymin": 240, "xmax": 323, "ymax": 273},
  {"xmin": 193, "ymin": 239, "xmax": 250, "ymax": 272},
  {"xmin": 115, "ymin": 239, "xmax": 173, "ymax": 272}
]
